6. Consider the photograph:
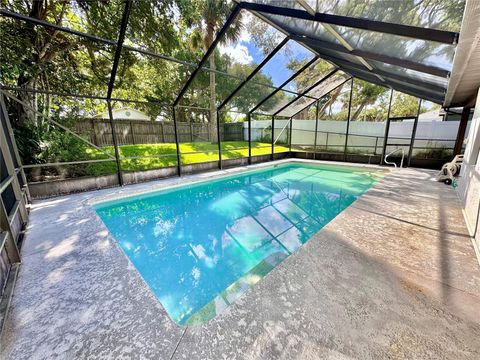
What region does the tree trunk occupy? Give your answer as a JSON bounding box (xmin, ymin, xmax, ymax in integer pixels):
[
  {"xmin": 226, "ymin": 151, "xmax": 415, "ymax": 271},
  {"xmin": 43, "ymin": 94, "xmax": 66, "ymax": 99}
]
[
  {"xmin": 11, "ymin": 2, "xmax": 70, "ymax": 128},
  {"xmin": 16, "ymin": 77, "xmax": 38, "ymax": 126},
  {"xmin": 12, "ymin": 2, "xmax": 48, "ymax": 127},
  {"xmin": 318, "ymin": 90, "xmax": 341, "ymax": 119},
  {"xmin": 350, "ymin": 103, "xmax": 366, "ymax": 121},
  {"xmin": 209, "ymin": 55, "xmax": 217, "ymax": 143}
]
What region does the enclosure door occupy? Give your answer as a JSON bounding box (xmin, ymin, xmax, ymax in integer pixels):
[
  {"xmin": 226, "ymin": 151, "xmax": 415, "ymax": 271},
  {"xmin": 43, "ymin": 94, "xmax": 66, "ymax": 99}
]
[{"xmin": 383, "ymin": 116, "xmax": 416, "ymax": 166}]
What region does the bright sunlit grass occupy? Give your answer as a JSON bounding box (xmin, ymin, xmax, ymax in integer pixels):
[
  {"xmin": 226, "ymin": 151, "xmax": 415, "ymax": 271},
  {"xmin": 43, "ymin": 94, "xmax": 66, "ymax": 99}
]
[{"xmin": 85, "ymin": 141, "xmax": 289, "ymax": 174}]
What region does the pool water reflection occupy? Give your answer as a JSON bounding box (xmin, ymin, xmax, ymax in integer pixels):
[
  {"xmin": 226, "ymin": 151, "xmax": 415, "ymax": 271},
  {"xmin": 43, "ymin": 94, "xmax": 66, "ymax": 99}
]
[{"xmin": 95, "ymin": 163, "xmax": 383, "ymax": 325}]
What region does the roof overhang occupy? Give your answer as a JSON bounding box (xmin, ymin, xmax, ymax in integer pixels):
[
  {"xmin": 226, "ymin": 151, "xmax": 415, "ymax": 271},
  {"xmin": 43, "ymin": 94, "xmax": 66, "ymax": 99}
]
[
  {"xmin": 236, "ymin": 0, "xmax": 464, "ymax": 105},
  {"xmin": 444, "ymin": 0, "xmax": 480, "ymax": 107}
]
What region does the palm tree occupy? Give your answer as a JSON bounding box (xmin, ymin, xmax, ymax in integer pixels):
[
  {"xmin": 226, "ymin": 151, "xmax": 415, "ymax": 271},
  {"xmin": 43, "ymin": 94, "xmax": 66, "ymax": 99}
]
[{"xmin": 192, "ymin": 0, "xmax": 244, "ymax": 143}]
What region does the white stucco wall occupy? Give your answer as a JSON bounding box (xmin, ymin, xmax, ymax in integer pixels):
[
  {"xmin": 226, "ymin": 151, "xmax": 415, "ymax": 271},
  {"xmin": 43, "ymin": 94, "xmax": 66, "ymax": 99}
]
[{"xmin": 457, "ymin": 88, "xmax": 480, "ymax": 254}]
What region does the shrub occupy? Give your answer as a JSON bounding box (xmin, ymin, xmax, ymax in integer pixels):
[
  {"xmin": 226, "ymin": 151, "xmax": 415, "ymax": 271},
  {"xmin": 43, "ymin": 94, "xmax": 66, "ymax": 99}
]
[{"xmin": 414, "ymin": 146, "xmax": 452, "ymax": 160}]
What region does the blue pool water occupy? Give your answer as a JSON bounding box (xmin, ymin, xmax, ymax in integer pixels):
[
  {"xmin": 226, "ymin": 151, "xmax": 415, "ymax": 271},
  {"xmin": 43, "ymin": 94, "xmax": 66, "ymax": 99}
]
[{"xmin": 95, "ymin": 163, "xmax": 383, "ymax": 325}]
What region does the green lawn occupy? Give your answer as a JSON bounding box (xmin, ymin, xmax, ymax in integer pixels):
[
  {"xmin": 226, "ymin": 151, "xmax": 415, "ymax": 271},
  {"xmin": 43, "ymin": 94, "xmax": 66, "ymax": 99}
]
[{"xmin": 86, "ymin": 141, "xmax": 289, "ymax": 174}]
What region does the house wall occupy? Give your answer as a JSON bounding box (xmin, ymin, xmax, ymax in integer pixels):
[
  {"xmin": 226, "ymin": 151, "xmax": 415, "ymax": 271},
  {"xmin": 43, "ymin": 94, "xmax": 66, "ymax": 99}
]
[
  {"xmin": 457, "ymin": 88, "xmax": 480, "ymax": 257},
  {"xmin": 99, "ymin": 109, "xmax": 151, "ymax": 121}
]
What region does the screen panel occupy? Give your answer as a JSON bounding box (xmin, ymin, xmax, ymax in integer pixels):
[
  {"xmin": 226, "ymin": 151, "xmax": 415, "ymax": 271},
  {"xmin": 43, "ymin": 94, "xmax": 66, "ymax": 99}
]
[
  {"xmin": 6, "ymin": 92, "xmax": 119, "ymax": 183},
  {"xmin": 107, "ymin": 101, "xmax": 179, "ymax": 176},
  {"xmin": 250, "ymin": 113, "xmax": 274, "ymax": 157},
  {"xmin": 247, "ymin": 0, "xmax": 462, "ymax": 106},
  {"xmin": 219, "ymin": 109, "xmax": 249, "ymax": 162},
  {"xmin": 222, "ymin": 40, "xmax": 316, "ymax": 113},
  {"xmin": 315, "ymin": 0, "xmax": 465, "ymax": 32},
  {"xmin": 175, "ymin": 107, "xmax": 219, "ymax": 169},
  {"xmin": 410, "ymin": 101, "xmax": 459, "ymax": 162},
  {"xmin": 291, "ymin": 102, "xmax": 317, "ymax": 152},
  {"xmin": 273, "ymin": 116, "xmax": 291, "ymax": 154},
  {"xmin": 276, "ymin": 71, "xmax": 350, "ymax": 117},
  {"xmin": 1, "ymin": 16, "xmax": 115, "ymax": 97},
  {"xmin": 259, "ymin": 59, "xmax": 338, "ymax": 115},
  {"xmin": 385, "ymin": 90, "xmax": 421, "ymax": 162},
  {"xmin": 176, "ymin": 9, "xmax": 286, "ymax": 110},
  {"xmin": 316, "ymin": 79, "xmax": 352, "ymax": 153},
  {"xmin": 112, "ymin": 49, "xmax": 193, "ymax": 104},
  {"xmin": 2, "ymin": 0, "xmax": 124, "ymax": 40},
  {"xmin": 346, "ymin": 79, "xmax": 390, "ymax": 156}
]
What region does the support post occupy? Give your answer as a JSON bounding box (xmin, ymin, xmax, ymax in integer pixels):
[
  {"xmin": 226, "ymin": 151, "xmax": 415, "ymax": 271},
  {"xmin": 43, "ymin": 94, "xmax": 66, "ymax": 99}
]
[
  {"xmin": 381, "ymin": 88, "xmax": 394, "ymax": 165},
  {"xmin": 0, "ymin": 202, "xmax": 20, "ymax": 263},
  {"xmin": 217, "ymin": 110, "xmax": 222, "ymax": 169},
  {"xmin": 0, "ymin": 93, "xmax": 31, "ymax": 202},
  {"xmin": 105, "ymin": 0, "xmax": 132, "ymax": 186},
  {"xmin": 248, "ymin": 113, "xmax": 252, "ymax": 164},
  {"xmin": 453, "ymin": 107, "xmax": 471, "ymax": 156},
  {"xmin": 407, "ymin": 99, "xmax": 422, "ymax": 166},
  {"xmin": 343, "ymin": 78, "xmax": 354, "ymax": 161},
  {"xmin": 0, "ymin": 105, "xmax": 22, "ymax": 263},
  {"xmin": 172, "ymin": 106, "xmax": 182, "ymax": 176},
  {"xmin": 107, "ymin": 101, "xmax": 123, "ymax": 186},
  {"xmin": 271, "ymin": 115, "xmax": 275, "ymax": 161},
  {"xmin": 106, "ymin": 0, "xmax": 132, "ymax": 99},
  {"xmin": 289, "ymin": 117, "xmax": 293, "ymax": 153},
  {"xmin": 313, "ymin": 100, "xmax": 320, "ymax": 158}
]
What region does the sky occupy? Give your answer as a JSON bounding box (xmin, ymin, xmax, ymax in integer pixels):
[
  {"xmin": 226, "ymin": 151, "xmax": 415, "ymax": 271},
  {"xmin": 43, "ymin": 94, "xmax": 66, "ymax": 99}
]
[
  {"xmin": 215, "ymin": 8, "xmax": 454, "ymax": 107},
  {"xmin": 218, "ymin": 13, "xmax": 315, "ymax": 91}
]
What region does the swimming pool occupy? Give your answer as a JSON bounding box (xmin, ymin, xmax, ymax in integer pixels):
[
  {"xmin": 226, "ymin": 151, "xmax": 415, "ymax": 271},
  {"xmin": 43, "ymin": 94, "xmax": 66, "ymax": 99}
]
[{"xmin": 95, "ymin": 162, "xmax": 384, "ymax": 325}]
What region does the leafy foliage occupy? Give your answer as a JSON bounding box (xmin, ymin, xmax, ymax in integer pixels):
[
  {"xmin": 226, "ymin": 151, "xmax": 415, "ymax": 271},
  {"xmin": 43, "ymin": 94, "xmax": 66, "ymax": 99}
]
[
  {"xmin": 414, "ymin": 146, "xmax": 452, "ymax": 160},
  {"xmin": 1, "ymin": 0, "xmax": 450, "ymax": 177}
]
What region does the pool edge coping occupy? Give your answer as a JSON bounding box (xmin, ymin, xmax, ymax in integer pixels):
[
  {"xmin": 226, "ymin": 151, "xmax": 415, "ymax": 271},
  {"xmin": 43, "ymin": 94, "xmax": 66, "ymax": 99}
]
[
  {"xmin": 86, "ymin": 159, "xmax": 390, "ymax": 207},
  {"xmin": 86, "ymin": 159, "xmax": 391, "ymax": 327}
]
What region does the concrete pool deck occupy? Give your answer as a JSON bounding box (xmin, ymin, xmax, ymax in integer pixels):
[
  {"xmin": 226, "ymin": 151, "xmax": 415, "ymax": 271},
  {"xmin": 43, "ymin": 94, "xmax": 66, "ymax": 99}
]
[{"xmin": 1, "ymin": 160, "xmax": 479, "ymax": 359}]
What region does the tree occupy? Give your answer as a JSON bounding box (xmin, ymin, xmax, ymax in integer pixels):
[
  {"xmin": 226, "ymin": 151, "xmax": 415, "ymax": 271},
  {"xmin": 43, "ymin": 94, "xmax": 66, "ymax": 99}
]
[
  {"xmin": 0, "ymin": 0, "xmax": 206, "ymax": 169},
  {"xmin": 1, "ymin": 1, "xmax": 75, "ymax": 124},
  {"xmin": 1, "ymin": 0, "xmax": 198, "ymax": 125},
  {"xmin": 188, "ymin": 0, "xmax": 244, "ymax": 143},
  {"xmin": 390, "ymin": 92, "xmax": 421, "ymax": 118},
  {"xmin": 225, "ymin": 62, "xmax": 279, "ymax": 113},
  {"xmin": 350, "ymin": 79, "xmax": 389, "ymax": 121},
  {"xmin": 1, "ymin": 0, "xmax": 450, "ymax": 154}
]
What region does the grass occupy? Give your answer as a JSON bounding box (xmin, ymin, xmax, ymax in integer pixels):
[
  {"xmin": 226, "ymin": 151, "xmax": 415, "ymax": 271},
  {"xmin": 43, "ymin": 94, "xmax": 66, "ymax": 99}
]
[{"xmin": 85, "ymin": 141, "xmax": 289, "ymax": 175}]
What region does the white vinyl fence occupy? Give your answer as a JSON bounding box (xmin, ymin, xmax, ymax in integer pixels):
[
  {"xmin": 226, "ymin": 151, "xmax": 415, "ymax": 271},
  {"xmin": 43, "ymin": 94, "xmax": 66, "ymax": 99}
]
[{"xmin": 245, "ymin": 119, "xmax": 470, "ymax": 155}]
